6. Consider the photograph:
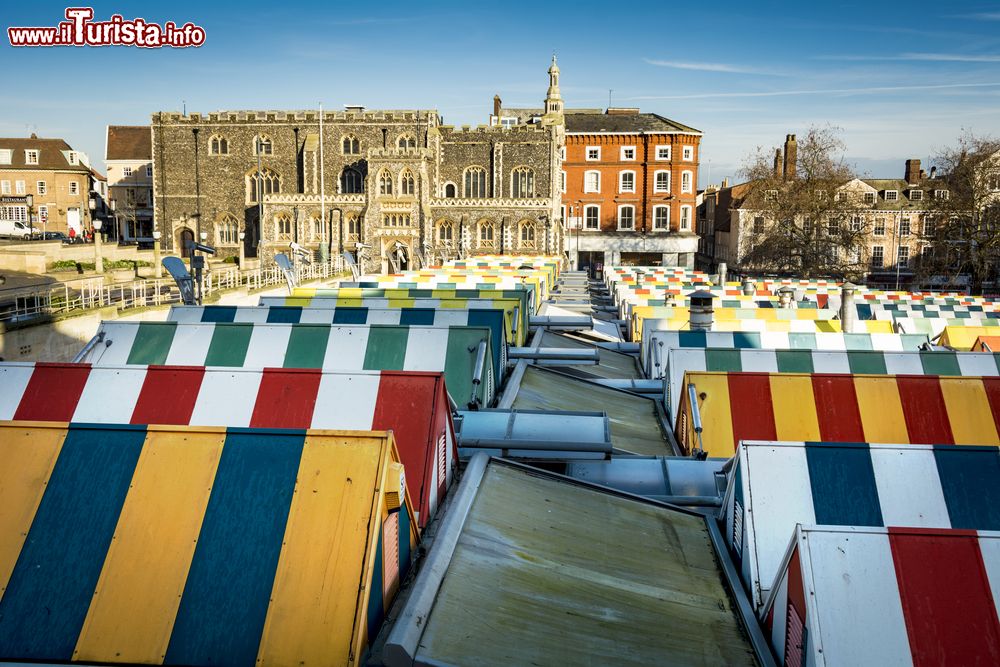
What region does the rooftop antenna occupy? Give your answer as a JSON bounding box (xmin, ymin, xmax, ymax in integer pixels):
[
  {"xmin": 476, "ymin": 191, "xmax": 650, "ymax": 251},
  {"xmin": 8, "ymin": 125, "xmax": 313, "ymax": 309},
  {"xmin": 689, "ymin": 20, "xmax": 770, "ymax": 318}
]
[
  {"xmin": 182, "ymin": 100, "xmax": 186, "ymax": 115},
  {"xmin": 608, "ymin": 89, "xmax": 613, "ymax": 108}
]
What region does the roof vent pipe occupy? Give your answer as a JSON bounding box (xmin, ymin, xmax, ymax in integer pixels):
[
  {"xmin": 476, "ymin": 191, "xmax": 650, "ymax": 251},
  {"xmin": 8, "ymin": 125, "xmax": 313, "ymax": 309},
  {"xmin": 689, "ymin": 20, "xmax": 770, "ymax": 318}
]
[
  {"xmin": 777, "ymin": 286, "xmax": 795, "ymax": 309},
  {"xmin": 717, "ymin": 262, "xmax": 728, "ymax": 286},
  {"xmin": 689, "ymin": 290, "xmax": 715, "ymax": 331},
  {"xmin": 742, "ymin": 278, "xmax": 756, "ymax": 296},
  {"xmin": 840, "ymin": 282, "xmax": 858, "ymax": 334}
]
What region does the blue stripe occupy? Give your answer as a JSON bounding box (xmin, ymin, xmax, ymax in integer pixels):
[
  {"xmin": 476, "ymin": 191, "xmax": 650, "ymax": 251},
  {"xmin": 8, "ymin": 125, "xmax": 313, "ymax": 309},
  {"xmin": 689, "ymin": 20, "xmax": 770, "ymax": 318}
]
[
  {"xmin": 934, "ymin": 446, "xmax": 1000, "ymax": 531},
  {"xmin": 731, "ymin": 332, "xmax": 761, "ymax": 349},
  {"xmin": 398, "ymin": 308, "xmax": 436, "ymax": 326},
  {"xmin": 201, "ymin": 306, "xmax": 237, "ymax": 323},
  {"xmin": 265, "ymin": 306, "xmax": 303, "ymax": 324},
  {"xmin": 677, "ymin": 330, "xmax": 707, "ymax": 348},
  {"xmin": 804, "ymin": 442, "xmax": 884, "ymax": 526},
  {"xmin": 332, "ymin": 307, "xmax": 369, "ymax": 324},
  {"xmin": 399, "ymin": 504, "xmax": 411, "ymax": 580},
  {"xmin": 0, "ymin": 424, "xmax": 145, "ymax": 661},
  {"xmin": 164, "ymin": 429, "xmax": 304, "ymax": 667}
]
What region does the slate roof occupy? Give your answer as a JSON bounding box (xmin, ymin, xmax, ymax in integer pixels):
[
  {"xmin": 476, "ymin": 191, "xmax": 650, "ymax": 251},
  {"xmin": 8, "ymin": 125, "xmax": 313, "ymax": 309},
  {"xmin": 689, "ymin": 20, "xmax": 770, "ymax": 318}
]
[
  {"xmin": 565, "ymin": 111, "xmax": 701, "ymax": 135},
  {"xmin": 106, "ymin": 125, "xmax": 151, "ymax": 161},
  {"xmin": 0, "ymin": 136, "xmax": 90, "ymax": 172}
]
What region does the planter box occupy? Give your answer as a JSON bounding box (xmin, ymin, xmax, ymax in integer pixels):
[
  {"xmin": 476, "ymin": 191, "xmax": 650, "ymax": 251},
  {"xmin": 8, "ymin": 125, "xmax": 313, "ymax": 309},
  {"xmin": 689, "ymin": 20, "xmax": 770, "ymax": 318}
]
[{"xmin": 108, "ymin": 267, "xmax": 136, "ymax": 283}]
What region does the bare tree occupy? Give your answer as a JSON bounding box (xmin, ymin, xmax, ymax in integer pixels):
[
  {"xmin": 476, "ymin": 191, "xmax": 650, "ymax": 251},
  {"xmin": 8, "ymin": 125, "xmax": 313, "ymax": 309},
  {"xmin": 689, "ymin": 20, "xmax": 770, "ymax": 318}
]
[
  {"xmin": 737, "ymin": 126, "xmax": 869, "ymax": 279},
  {"xmin": 917, "ymin": 133, "xmax": 1000, "ymax": 295}
]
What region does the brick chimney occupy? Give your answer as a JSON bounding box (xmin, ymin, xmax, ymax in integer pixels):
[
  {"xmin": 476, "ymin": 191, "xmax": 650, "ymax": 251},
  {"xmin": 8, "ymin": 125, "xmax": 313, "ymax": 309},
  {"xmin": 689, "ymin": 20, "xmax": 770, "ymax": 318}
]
[
  {"xmin": 773, "ymin": 148, "xmax": 783, "ymax": 179},
  {"xmin": 493, "ymin": 95, "xmax": 502, "ymax": 118},
  {"xmin": 905, "ymin": 158, "xmax": 921, "ymax": 185},
  {"xmin": 783, "ymin": 134, "xmax": 797, "ymax": 180}
]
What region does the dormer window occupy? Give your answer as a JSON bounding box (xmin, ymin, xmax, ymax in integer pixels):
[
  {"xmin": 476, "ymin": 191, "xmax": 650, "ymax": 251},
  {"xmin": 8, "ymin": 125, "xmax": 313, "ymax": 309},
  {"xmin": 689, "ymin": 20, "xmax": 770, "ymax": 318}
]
[
  {"xmin": 884, "ymin": 190, "xmax": 899, "ymax": 202},
  {"xmin": 67, "ymin": 151, "xmax": 79, "ymax": 165},
  {"xmin": 25, "ymin": 150, "xmax": 39, "ymax": 165},
  {"xmin": 935, "ymin": 189, "xmax": 950, "ymax": 200},
  {"xmin": 0, "ymin": 149, "xmax": 11, "ymax": 165},
  {"xmin": 764, "ymin": 190, "xmax": 778, "ymax": 202},
  {"xmin": 864, "ymin": 192, "xmax": 876, "ymax": 205},
  {"xmin": 909, "ymin": 189, "xmax": 923, "ymax": 201}
]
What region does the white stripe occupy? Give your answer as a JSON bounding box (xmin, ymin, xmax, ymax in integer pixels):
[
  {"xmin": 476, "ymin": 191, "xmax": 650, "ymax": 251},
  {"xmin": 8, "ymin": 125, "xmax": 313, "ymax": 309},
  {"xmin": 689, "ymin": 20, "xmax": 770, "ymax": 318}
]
[
  {"xmin": 759, "ymin": 331, "xmax": 790, "ymax": 349},
  {"xmin": 243, "ymin": 325, "xmax": 292, "ymax": 368},
  {"xmin": 870, "ymin": 446, "xmax": 951, "ymax": 526},
  {"xmin": 668, "ymin": 350, "xmax": 706, "ymax": 421},
  {"xmin": 404, "ymin": 328, "xmax": 448, "ymax": 371},
  {"xmin": 743, "ymin": 443, "xmax": 816, "ymax": 608},
  {"xmin": 814, "ymin": 333, "xmax": 845, "ymax": 350},
  {"xmin": 870, "ymin": 333, "xmax": 903, "ymax": 351},
  {"xmin": 883, "ymin": 353, "xmax": 926, "ymax": 375},
  {"xmin": 769, "ymin": 562, "xmax": 789, "ymax": 663},
  {"xmin": 299, "ymin": 309, "xmax": 334, "ymax": 324},
  {"xmin": 739, "ymin": 350, "xmax": 778, "ymax": 373},
  {"xmin": 978, "ymin": 534, "xmax": 1000, "ymax": 621},
  {"xmin": 0, "ymin": 364, "xmax": 36, "ymax": 420},
  {"xmin": 167, "ymin": 306, "xmax": 203, "ymax": 323},
  {"xmin": 323, "ymin": 326, "xmax": 370, "ymax": 370},
  {"xmin": 367, "ymin": 310, "xmax": 403, "ymax": 325},
  {"xmin": 189, "ymin": 369, "xmax": 261, "ymax": 426},
  {"xmin": 310, "ymin": 373, "xmax": 379, "ymax": 429},
  {"xmin": 232, "ymin": 308, "xmax": 270, "ymax": 323},
  {"xmin": 811, "ymin": 351, "xmax": 851, "ymax": 374},
  {"xmin": 92, "ymin": 323, "xmax": 139, "ymax": 365},
  {"xmin": 164, "ymin": 323, "xmax": 215, "ymax": 365},
  {"xmin": 72, "ymin": 367, "xmax": 147, "ymax": 422},
  {"xmin": 957, "ymin": 354, "xmax": 1000, "ymax": 376},
  {"xmin": 804, "ymin": 530, "xmax": 912, "ymax": 665}
]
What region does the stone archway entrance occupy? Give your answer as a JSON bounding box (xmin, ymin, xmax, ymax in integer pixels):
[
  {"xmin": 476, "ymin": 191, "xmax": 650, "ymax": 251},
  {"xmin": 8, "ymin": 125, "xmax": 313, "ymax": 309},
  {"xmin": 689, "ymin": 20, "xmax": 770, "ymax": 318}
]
[
  {"xmin": 178, "ymin": 228, "xmax": 195, "ymax": 258},
  {"xmin": 381, "ymin": 237, "xmax": 411, "ymax": 273}
]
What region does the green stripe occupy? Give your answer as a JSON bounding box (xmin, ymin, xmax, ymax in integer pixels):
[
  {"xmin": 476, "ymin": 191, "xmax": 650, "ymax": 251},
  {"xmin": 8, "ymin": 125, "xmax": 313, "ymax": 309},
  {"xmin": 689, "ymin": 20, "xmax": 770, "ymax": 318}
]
[
  {"xmin": 847, "ymin": 351, "xmax": 887, "ymax": 374},
  {"xmin": 363, "ymin": 326, "xmax": 409, "ymax": 370},
  {"xmin": 283, "ymin": 326, "xmax": 330, "ymax": 369},
  {"xmin": 444, "ymin": 329, "xmax": 487, "ymax": 406},
  {"xmin": 919, "ymin": 351, "xmax": 961, "ymax": 376},
  {"xmin": 775, "ymin": 350, "xmax": 815, "ymax": 373},
  {"xmin": 126, "ymin": 322, "xmax": 177, "ymax": 365},
  {"xmin": 205, "ymin": 324, "xmax": 253, "ymax": 366},
  {"xmin": 843, "ymin": 334, "xmax": 874, "ymax": 351},
  {"xmin": 705, "ymin": 349, "xmax": 742, "ymax": 371},
  {"xmin": 787, "ymin": 333, "xmax": 816, "ymax": 349}
]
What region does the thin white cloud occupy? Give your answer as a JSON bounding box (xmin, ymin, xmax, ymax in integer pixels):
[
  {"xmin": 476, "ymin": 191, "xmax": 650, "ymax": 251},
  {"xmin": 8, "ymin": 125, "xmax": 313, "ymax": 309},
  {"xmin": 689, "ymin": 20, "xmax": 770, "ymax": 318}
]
[
  {"xmin": 643, "ymin": 58, "xmax": 785, "ymax": 76},
  {"xmin": 624, "ymin": 81, "xmax": 1000, "ymax": 101},
  {"xmin": 816, "ymin": 52, "xmax": 1000, "ymax": 62},
  {"xmin": 955, "ymin": 12, "xmax": 1000, "ymax": 20}
]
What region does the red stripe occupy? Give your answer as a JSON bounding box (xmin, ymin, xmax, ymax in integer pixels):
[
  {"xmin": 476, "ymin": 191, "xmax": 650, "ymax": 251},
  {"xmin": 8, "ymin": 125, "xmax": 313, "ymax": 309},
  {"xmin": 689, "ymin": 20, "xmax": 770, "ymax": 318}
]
[
  {"xmin": 811, "ymin": 374, "xmax": 865, "ymax": 441},
  {"xmin": 130, "ymin": 366, "xmax": 205, "ymax": 425},
  {"xmin": 981, "ymin": 377, "xmax": 1000, "ymax": 430},
  {"xmin": 249, "ymin": 368, "xmax": 321, "ymax": 428},
  {"xmin": 372, "ymin": 372, "xmax": 438, "ymax": 528},
  {"xmin": 13, "ymin": 362, "xmax": 91, "ymax": 421},
  {"xmin": 888, "ymin": 528, "xmax": 1000, "ymax": 666},
  {"xmin": 727, "ymin": 373, "xmax": 777, "ymax": 451},
  {"xmin": 816, "ymin": 294, "xmax": 828, "ymax": 309},
  {"xmin": 896, "ymin": 376, "xmax": 955, "ymax": 444}
]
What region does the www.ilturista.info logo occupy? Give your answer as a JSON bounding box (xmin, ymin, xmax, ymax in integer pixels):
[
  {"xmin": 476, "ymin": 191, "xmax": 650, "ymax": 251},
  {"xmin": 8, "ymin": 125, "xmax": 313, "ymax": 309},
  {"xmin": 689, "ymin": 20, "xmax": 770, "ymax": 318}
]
[{"xmin": 8, "ymin": 7, "xmax": 205, "ymax": 48}]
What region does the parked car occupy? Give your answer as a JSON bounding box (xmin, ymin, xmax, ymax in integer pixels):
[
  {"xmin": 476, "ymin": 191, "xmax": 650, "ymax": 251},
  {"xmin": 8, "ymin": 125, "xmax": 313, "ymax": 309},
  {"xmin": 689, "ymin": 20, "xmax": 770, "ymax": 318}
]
[
  {"xmin": 41, "ymin": 231, "xmax": 69, "ymax": 242},
  {"xmin": 0, "ymin": 220, "xmax": 32, "ymax": 239}
]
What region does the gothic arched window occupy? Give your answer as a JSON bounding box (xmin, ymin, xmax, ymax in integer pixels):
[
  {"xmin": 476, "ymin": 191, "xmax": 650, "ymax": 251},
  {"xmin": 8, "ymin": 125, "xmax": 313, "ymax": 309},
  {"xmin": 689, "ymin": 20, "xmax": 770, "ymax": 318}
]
[
  {"xmin": 342, "ymin": 135, "xmax": 359, "ymax": 154},
  {"xmin": 511, "ymin": 167, "xmax": 534, "ymax": 198},
  {"xmin": 397, "ymin": 134, "xmax": 416, "ymax": 149},
  {"xmin": 400, "ymin": 169, "xmax": 415, "ymax": 195},
  {"xmin": 519, "ymin": 220, "xmax": 536, "ymax": 247},
  {"xmin": 479, "ymin": 220, "xmax": 495, "ymax": 248},
  {"xmin": 247, "ymin": 167, "xmax": 280, "ymax": 202},
  {"xmin": 379, "ymin": 170, "xmax": 393, "ymax": 195},
  {"xmin": 464, "ymin": 166, "xmax": 487, "ymax": 198},
  {"xmin": 341, "ymin": 168, "xmax": 363, "ymax": 194},
  {"xmin": 438, "ymin": 220, "xmax": 454, "ymax": 242},
  {"xmin": 253, "ymin": 134, "xmax": 273, "ymax": 156},
  {"xmin": 209, "ymin": 134, "xmax": 228, "ymax": 155}
]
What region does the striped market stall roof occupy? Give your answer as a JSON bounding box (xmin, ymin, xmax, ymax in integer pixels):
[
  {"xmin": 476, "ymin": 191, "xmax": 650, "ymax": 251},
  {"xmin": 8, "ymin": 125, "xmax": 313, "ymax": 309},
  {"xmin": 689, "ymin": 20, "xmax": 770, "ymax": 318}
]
[
  {"xmin": 676, "ymin": 371, "xmax": 1000, "ymax": 458},
  {"xmin": 941, "ymin": 325, "xmax": 1000, "ymax": 350},
  {"xmin": 723, "ymin": 440, "xmax": 1000, "ymax": 610},
  {"xmin": 664, "ymin": 348, "xmax": 1000, "ymax": 422},
  {"xmin": 256, "ymin": 295, "xmax": 527, "ymax": 345},
  {"xmin": 630, "ymin": 305, "xmax": 840, "ymax": 341},
  {"xmin": 80, "ymin": 321, "xmax": 497, "ymax": 407},
  {"xmin": 339, "ymin": 272, "xmax": 549, "ymax": 303},
  {"xmin": 0, "ymin": 422, "xmax": 417, "ymax": 666},
  {"xmin": 635, "ymin": 316, "xmax": 850, "ymax": 345},
  {"xmin": 289, "ymin": 286, "xmax": 534, "ymax": 323},
  {"xmin": 894, "ymin": 317, "xmax": 1000, "ymax": 339},
  {"xmin": 642, "ymin": 330, "xmax": 928, "ymax": 379},
  {"xmin": 0, "ymin": 363, "xmax": 456, "ymax": 529},
  {"xmin": 975, "ymin": 336, "xmax": 1000, "ymax": 352},
  {"xmin": 762, "ymin": 526, "xmax": 1000, "ymax": 667},
  {"xmin": 167, "ymin": 305, "xmax": 509, "ymax": 378}
]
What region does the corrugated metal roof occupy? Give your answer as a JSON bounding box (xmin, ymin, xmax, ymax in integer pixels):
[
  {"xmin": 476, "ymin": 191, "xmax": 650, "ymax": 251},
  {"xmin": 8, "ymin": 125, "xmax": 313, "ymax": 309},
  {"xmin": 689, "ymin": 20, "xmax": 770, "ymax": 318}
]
[
  {"xmin": 408, "ymin": 461, "xmax": 756, "ymax": 666},
  {"xmin": 512, "ymin": 366, "xmax": 669, "ymax": 455},
  {"xmin": 539, "ymin": 331, "xmax": 639, "ymax": 379}
]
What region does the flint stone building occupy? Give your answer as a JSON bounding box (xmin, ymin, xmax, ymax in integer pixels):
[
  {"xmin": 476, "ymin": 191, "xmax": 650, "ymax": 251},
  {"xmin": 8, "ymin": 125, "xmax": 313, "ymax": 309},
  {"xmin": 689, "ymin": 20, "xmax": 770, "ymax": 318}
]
[{"xmin": 151, "ymin": 60, "xmax": 566, "ymax": 271}]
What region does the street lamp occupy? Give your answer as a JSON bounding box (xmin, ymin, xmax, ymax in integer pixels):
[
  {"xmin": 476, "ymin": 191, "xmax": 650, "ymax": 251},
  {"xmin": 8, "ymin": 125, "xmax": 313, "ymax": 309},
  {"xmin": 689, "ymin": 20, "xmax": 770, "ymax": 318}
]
[
  {"xmin": 152, "ymin": 230, "xmax": 162, "ymax": 278},
  {"xmin": 25, "ymin": 194, "xmax": 33, "ymax": 238},
  {"xmin": 93, "ymin": 219, "xmax": 104, "ymax": 274},
  {"xmin": 238, "ymin": 230, "xmax": 246, "ymax": 268}
]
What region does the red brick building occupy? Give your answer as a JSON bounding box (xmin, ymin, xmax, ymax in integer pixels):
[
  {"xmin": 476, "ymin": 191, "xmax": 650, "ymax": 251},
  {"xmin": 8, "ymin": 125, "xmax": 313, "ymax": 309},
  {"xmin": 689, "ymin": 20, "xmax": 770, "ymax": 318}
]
[{"xmin": 561, "ymin": 109, "xmax": 702, "ymax": 271}]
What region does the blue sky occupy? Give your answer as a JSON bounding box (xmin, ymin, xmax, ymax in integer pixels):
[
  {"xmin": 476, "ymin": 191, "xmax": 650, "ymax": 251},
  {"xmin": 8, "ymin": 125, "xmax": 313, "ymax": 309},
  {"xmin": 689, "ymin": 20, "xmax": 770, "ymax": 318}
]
[{"xmin": 3, "ymin": 0, "xmax": 1000, "ymax": 186}]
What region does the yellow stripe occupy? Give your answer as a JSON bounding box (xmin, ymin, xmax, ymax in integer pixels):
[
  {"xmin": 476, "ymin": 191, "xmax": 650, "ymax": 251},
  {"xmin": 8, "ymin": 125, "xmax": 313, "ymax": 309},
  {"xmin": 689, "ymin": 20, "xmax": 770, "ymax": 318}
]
[
  {"xmin": 387, "ymin": 298, "xmax": 415, "ymax": 308},
  {"xmin": 854, "ymin": 376, "xmax": 910, "ymax": 443},
  {"xmin": 282, "ymin": 297, "xmax": 312, "ymax": 307},
  {"xmin": 939, "ymin": 378, "xmax": 1000, "ymax": 445},
  {"xmin": 437, "ymin": 299, "xmax": 468, "ymax": 309},
  {"xmin": 815, "ymin": 320, "xmax": 841, "ymax": 332},
  {"xmin": 685, "ymin": 372, "xmax": 734, "ymax": 457},
  {"xmin": 256, "ymin": 433, "xmax": 385, "ymax": 667},
  {"xmin": 770, "ymin": 375, "xmax": 822, "ymax": 441},
  {"xmin": 431, "ymin": 289, "xmax": 456, "ymax": 298},
  {"xmin": 74, "ymin": 428, "xmax": 225, "ymax": 664},
  {"xmin": 0, "ymin": 422, "xmax": 66, "ymax": 600}
]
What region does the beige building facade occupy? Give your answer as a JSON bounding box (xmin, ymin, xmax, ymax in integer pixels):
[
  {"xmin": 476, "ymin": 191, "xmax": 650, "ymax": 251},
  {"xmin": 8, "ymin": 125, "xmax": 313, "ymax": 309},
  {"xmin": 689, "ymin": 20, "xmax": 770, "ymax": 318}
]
[{"xmin": 0, "ymin": 135, "xmax": 92, "ymax": 235}]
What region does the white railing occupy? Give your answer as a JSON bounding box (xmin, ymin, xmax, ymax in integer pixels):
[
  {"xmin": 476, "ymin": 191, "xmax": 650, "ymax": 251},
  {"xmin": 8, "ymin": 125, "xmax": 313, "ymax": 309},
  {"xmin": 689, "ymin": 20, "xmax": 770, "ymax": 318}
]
[{"xmin": 0, "ymin": 257, "xmax": 344, "ymax": 323}]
